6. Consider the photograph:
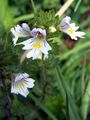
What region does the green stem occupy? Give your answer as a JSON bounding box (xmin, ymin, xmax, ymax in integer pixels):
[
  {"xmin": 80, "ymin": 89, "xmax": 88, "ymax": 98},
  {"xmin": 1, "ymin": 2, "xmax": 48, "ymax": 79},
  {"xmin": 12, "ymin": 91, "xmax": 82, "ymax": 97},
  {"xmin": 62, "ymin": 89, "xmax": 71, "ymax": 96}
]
[
  {"xmin": 74, "ymin": 0, "xmax": 81, "ymax": 12},
  {"xmin": 15, "ymin": 14, "xmax": 34, "ymax": 23},
  {"xmin": 41, "ymin": 60, "xmax": 47, "ymax": 93}
]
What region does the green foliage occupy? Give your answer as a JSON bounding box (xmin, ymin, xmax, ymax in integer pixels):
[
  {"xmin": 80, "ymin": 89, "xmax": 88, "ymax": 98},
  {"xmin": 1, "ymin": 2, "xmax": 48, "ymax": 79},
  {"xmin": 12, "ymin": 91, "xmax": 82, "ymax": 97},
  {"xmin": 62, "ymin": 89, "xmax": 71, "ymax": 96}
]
[
  {"xmin": 45, "ymin": 95, "xmax": 64, "ymax": 120},
  {"xmin": 43, "ymin": 0, "xmax": 60, "ymax": 10},
  {"xmin": 34, "ymin": 10, "xmax": 59, "ymax": 29},
  {"xmin": 0, "ymin": 0, "xmax": 90, "ymax": 120},
  {"xmin": 81, "ymin": 80, "xmax": 90, "ymax": 120},
  {"xmin": 0, "ymin": 0, "xmax": 14, "ymax": 30}
]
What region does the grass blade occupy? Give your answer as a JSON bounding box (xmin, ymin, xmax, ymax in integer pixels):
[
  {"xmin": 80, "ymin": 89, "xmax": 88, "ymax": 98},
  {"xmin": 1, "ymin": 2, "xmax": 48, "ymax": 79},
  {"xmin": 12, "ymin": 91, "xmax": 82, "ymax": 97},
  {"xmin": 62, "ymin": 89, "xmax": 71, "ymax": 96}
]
[{"xmin": 55, "ymin": 66, "xmax": 81, "ymax": 120}]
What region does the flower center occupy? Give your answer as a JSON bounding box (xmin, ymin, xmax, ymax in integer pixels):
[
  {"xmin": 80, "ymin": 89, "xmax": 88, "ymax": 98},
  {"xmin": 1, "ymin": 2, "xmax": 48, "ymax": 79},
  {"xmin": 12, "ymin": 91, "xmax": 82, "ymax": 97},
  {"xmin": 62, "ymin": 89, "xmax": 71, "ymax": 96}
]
[
  {"xmin": 68, "ymin": 28, "xmax": 74, "ymax": 34},
  {"xmin": 15, "ymin": 81, "xmax": 25, "ymax": 89},
  {"xmin": 33, "ymin": 42, "xmax": 42, "ymax": 49},
  {"xmin": 37, "ymin": 34, "xmax": 44, "ymax": 40}
]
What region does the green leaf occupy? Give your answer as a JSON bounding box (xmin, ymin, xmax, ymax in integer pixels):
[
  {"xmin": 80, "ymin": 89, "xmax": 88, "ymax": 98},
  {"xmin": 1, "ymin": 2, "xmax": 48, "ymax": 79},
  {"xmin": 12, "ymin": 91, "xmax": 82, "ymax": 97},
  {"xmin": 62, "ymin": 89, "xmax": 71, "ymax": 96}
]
[
  {"xmin": 81, "ymin": 80, "xmax": 90, "ymax": 120},
  {"xmin": 0, "ymin": 0, "xmax": 14, "ymax": 30},
  {"xmin": 55, "ymin": 66, "xmax": 81, "ymax": 120},
  {"xmin": 29, "ymin": 93, "xmax": 58, "ymax": 120}
]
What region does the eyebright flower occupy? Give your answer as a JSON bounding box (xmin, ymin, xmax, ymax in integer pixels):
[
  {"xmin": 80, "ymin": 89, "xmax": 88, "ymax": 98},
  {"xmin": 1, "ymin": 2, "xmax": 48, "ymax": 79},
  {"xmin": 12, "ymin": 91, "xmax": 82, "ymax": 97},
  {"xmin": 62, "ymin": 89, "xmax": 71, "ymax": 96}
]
[
  {"xmin": 11, "ymin": 23, "xmax": 31, "ymax": 45},
  {"xmin": 11, "ymin": 73, "xmax": 35, "ymax": 97},
  {"xmin": 60, "ymin": 16, "xmax": 85, "ymax": 40},
  {"xmin": 18, "ymin": 28, "xmax": 52, "ymax": 60}
]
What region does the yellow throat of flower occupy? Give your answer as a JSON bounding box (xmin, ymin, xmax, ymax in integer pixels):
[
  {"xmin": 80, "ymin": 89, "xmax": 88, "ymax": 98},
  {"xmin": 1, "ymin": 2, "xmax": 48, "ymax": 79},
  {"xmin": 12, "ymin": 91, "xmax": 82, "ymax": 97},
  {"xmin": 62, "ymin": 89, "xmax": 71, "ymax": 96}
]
[
  {"xmin": 33, "ymin": 42, "xmax": 42, "ymax": 49},
  {"xmin": 15, "ymin": 81, "xmax": 25, "ymax": 89},
  {"xmin": 68, "ymin": 28, "xmax": 75, "ymax": 35},
  {"xmin": 37, "ymin": 34, "xmax": 44, "ymax": 40}
]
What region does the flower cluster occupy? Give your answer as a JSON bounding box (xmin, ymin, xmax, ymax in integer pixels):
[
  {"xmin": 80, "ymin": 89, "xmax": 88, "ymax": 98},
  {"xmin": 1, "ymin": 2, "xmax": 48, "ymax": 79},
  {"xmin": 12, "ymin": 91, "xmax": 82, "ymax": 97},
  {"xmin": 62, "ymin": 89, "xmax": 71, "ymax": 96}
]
[{"xmin": 10, "ymin": 16, "xmax": 85, "ymax": 97}]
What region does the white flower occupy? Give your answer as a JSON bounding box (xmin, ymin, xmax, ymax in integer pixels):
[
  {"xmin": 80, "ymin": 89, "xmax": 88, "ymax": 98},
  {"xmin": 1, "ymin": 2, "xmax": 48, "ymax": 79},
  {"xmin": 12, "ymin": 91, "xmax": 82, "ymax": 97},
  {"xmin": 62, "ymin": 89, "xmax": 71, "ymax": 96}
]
[
  {"xmin": 60, "ymin": 16, "xmax": 85, "ymax": 40},
  {"xmin": 11, "ymin": 23, "xmax": 31, "ymax": 45},
  {"xmin": 11, "ymin": 73, "xmax": 35, "ymax": 97},
  {"xmin": 18, "ymin": 28, "xmax": 52, "ymax": 60}
]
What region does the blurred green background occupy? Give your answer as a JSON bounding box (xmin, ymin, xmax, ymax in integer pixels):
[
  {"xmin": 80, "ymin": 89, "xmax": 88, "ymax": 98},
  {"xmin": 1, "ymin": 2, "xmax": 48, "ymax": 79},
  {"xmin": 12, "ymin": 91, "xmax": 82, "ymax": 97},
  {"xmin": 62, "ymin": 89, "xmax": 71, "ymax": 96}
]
[{"xmin": 0, "ymin": 0, "xmax": 90, "ymax": 120}]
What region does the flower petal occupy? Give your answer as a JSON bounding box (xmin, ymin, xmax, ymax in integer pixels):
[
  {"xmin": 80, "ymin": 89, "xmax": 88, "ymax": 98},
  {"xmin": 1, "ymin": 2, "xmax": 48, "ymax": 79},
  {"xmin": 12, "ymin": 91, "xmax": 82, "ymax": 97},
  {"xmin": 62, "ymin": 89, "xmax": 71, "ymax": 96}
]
[
  {"xmin": 13, "ymin": 37, "xmax": 18, "ymax": 46},
  {"xmin": 17, "ymin": 85, "xmax": 29, "ymax": 97},
  {"xmin": 26, "ymin": 48, "xmax": 42, "ymax": 59},
  {"xmin": 30, "ymin": 28, "xmax": 38, "ymax": 36},
  {"xmin": 70, "ymin": 23, "xmax": 79, "ymax": 31},
  {"xmin": 44, "ymin": 40, "xmax": 52, "ymax": 51},
  {"xmin": 40, "ymin": 41, "xmax": 51, "ymax": 54},
  {"xmin": 74, "ymin": 31, "xmax": 85, "ymax": 38},
  {"xmin": 22, "ymin": 23, "xmax": 31, "ymax": 34},
  {"xmin": 44, "ymin": 54, "xmax": 48, "ymax": 60},
  {"xmin": 22, "ymin": 73, "xmax": 29, "ymax": 78},
  {"xmin": 24, "ymin": 78, "xmax": 35, "ymax": 88},
  {"xmin": 11, "ymin": 81, "xmax": 18, "ymax": 94},
  {"xmin": 60, "ymin": 16, "xmax": 71, "ymax": 30},
  {"xmin": 26, "ymin": 49, "xmax": 35, "ymax": 58}
]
